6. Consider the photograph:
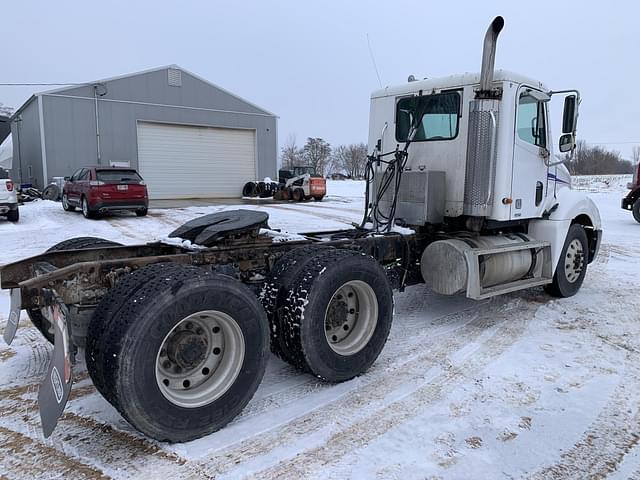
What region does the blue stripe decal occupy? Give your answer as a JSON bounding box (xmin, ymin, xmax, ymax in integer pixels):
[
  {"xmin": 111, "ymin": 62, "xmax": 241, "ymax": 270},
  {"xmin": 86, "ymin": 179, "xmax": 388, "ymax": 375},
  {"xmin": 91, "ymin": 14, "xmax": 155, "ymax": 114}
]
[{"xmin": 547, "ymin": 173, "xmax": 571, "ymax": 185}]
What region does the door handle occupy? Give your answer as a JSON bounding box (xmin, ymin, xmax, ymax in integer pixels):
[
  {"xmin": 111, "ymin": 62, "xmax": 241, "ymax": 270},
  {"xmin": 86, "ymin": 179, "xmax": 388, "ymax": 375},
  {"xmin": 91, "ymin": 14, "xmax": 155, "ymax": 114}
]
[{"xmin": 535, "ymin": 181, "xmax": 544, "ymax": 206}]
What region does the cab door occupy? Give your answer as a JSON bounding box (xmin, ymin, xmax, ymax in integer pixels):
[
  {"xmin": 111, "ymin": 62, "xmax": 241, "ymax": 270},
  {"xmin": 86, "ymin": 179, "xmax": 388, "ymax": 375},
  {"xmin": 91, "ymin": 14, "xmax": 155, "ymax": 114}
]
[{"xmin": 511, "ymin": 87, "xmax": 549, "ymax": 220}]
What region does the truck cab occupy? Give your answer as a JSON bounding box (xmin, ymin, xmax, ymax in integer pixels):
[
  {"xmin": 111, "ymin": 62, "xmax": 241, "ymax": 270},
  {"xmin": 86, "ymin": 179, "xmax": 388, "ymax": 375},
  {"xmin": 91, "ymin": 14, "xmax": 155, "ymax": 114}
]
[
  {"xmin": 622, "ymin": 161, "xmax": 640, "ymax": 223},
  {"xmin": 368, "ymin": 70, "xmax": 580, "ymax": 222},
  {"xmin": 366, "ymin": 16, "xmax": 601, "ymax": 300}
]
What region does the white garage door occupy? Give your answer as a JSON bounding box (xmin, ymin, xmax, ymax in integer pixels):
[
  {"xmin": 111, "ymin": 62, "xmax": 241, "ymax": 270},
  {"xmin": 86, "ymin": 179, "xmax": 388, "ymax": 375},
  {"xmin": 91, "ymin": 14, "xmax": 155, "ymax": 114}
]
[{"xmin": 137, "ymin": 122, "xmax": 256, "ymax": 199}]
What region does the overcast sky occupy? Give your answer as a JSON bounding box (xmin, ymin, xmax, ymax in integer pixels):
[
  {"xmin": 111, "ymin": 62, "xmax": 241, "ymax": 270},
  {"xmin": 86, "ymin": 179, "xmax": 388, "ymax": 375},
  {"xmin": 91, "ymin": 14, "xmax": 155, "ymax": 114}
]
[{"xmin": 2, "ymin": 0, "xmax": 638, "ymax": 158}]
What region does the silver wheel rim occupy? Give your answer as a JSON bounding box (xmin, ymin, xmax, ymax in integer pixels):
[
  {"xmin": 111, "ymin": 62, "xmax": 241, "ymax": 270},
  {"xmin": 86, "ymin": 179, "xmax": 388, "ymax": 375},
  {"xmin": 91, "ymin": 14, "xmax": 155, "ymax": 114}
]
[
  {"xmin": 155, "ymin": 310, "xmax": 245, "ymax": 408},
  {"xmin": 324, "ymin": 280, "xmax": 378, "ymax": 356},
  {"xmin": 82, "ymin": 199, "xmax": 88, "ymax": 216},
  {"xmin": 564, "ymin": 239, "xmax": 584, "ymax": 283},
  {"xmin": 62, "ymin": 195, "xmax": 69, "ymax": 209}
]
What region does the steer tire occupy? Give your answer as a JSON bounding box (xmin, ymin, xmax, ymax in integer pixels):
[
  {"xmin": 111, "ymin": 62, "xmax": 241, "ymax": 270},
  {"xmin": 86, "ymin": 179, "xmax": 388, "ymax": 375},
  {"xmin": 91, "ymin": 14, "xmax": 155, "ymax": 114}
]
[
  {"xmin": 544, "ymin": 224, "xmax": 589, "ymax": 298},
  {"xmin": 93, "ymin": 265, "xmax": 269, "ymax": 442},
  {"xmin": 633, "ymin": 199, "xmax": 640, "ymax": 224},
  {"xmin": 27, "ymin": 236, "xmax": 122, "ymax": 344},
  {"xmin": 279, "ymin": 249, "xmax": 393, "ymax": 382},
  {"xmin": 260, "ymin": 245, "xmax": 331, "ymax": 362}
]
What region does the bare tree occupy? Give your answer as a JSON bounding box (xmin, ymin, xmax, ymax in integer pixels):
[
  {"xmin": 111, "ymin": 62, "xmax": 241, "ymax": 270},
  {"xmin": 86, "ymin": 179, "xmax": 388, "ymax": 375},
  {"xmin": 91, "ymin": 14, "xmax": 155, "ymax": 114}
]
[
  {"xmin": 0, "ymin": 103, "xmax": 13, "ymax": 116},
  {"xmin": 632, "ymin": 145, "xmax": 640, "ymax": 166},
  {"xmin": 280, "ymin": 134, "xmax": 304, "ymax": 170},
  {"xmin": 302, "ymin": 137, "xmax": 332, "ymax": 176},
  {"xmin": 332, "ymin": 143, "xmax": 368, "ymax": 178},
  {"xmin": 567, "ymin": 140, "xmax": 634, "ymax": 175}
]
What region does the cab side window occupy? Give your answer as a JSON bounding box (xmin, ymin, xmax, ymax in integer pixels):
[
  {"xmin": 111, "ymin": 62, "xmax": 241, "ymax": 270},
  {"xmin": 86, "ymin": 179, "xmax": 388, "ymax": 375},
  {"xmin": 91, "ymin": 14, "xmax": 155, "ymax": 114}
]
[
  {"xmin": 70, "ymin": 169, "xmax": 83, "ymax": 181},
  {"xmin": 78, "ymin": 169, "xmax": 90, "ymax": 181},
  {"xmin": 517, "ymin": 92, "xmax": 546, "ymax": 148}
]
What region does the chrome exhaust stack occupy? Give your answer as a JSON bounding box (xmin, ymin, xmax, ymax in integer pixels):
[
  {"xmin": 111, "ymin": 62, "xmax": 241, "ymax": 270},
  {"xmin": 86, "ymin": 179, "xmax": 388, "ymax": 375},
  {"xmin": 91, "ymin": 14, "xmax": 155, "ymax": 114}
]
[
  {"xmin": 463, "ymin": 16, "xmax": 504, "ymax": 219},
  {"xmin": 479, "ymin": 16, "xmax": 504, "ymax": 94}
]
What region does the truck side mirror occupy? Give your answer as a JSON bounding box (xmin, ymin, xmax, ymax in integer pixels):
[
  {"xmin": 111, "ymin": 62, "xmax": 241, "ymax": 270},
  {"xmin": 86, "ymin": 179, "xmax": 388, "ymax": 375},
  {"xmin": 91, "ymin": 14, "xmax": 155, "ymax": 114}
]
[
  {"xmin": 64, "ymin": 176, "xmax": 70, "ymax": 181},
  {"xmin": 562, "ymin": 95, "xmax": 577, "ymax": 134},
  {"xmin": 559, "ymin": 133, "xmax": 575, "ymax": 153}
]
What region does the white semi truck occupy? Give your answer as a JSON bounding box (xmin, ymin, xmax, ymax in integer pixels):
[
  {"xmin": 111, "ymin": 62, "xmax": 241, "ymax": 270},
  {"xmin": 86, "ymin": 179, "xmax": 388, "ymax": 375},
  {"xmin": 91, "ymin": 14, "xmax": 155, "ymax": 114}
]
[{"xmin": 1, "ymin": 16, "xmax": 601, "ymax": 442}]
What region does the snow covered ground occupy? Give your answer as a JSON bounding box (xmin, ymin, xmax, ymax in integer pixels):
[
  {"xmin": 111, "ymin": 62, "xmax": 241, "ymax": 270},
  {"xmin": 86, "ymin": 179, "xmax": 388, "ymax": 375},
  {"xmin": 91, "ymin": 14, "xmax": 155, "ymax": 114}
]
[{"xmin": 0, "ymin": 177, "xmax": 638, "ymax": 479}]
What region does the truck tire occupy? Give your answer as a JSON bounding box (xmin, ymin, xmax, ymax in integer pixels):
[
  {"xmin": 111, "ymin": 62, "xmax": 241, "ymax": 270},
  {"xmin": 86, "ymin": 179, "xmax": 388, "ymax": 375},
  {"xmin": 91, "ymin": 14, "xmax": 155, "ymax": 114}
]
[
  {"xmin": 278, "ymin": 249, "xmax": 393, "ymax": 382},
  {"xmin": 6, "ymin": 208, "xmax": 18, "ymax": 222},
  {"xmin": 42, "ymin": 183, "xmax": 60, "ymax": 201},
  {"xmin": 86, "ymin": 262, "xmax": 195, "ymax": 402},
  {"xmin": 545, "ymin": 224, "xmax": 589, "ymax": 298},
  {"xmin": 91, "ymin": 265, "xmax": 269, "ymax": 442},
  {"xmin": 292, "ymin": 188, "xmax": 304, "ymax": 202},
  {"xmin": 242, "ymin": 182, "xmax": 257, "ymax": 197},
  {"xmin": 633, "ymin": 198, "xmax": 640, "ymax": 224},
  {"xmin": 27, "ymin": 237, "xmax": 122, "ymax": 344},
  {"xmin": 260, "ymin": 245, "xmax": 330, "ymax": 362}
]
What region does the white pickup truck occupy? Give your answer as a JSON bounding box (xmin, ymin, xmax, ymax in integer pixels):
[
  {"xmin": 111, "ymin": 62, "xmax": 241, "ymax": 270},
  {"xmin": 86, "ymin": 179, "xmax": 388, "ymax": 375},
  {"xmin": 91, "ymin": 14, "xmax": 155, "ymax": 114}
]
[{"xmin": 0, "ymin": 170, "xmax": 19, "ymax": 222}]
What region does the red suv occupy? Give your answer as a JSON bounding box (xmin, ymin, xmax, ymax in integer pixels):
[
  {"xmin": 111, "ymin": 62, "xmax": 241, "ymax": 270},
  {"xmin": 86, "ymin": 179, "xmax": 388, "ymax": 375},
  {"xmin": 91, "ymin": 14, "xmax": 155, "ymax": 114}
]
[{"xmin": 62, "ymin": 166, "xmax": 149, "ymax": 218}]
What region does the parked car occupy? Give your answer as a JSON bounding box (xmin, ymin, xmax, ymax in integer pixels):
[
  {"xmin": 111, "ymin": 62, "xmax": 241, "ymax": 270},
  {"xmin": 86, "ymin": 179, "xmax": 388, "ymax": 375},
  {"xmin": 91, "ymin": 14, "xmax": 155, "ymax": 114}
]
[
  {"xmin": 0, "ymin": 169, "xmax": 19, "ymax": 222},
  {"xmin": 622, "ymin": 162, "xmax": 640, "ymax": 223},
  {"xmin": 62, "ymin": 166, "xmax": 148, "ymax": 219}
]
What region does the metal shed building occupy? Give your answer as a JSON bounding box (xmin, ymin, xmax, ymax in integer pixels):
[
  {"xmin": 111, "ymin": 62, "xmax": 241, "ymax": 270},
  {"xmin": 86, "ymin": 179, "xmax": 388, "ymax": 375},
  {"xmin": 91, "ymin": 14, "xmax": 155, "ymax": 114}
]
[{"xmin": 10, "ymin": 65, "xmax": 277, "ymax": 199}]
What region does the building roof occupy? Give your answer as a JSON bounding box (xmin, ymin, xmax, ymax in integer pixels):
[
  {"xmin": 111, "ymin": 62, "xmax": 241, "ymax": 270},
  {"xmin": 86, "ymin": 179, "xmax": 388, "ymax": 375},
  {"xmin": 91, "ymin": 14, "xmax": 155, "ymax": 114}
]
[
  {"xmin": 371, "ymin": 69, "xmax": 548, "ymax": 99},
  {"xmin": 0, "ymin": 115, "xmax": 11, "ymax": 144},
  {"xmin": 11, "ymin": 64, "xmax": 276, "ymax": 119}
]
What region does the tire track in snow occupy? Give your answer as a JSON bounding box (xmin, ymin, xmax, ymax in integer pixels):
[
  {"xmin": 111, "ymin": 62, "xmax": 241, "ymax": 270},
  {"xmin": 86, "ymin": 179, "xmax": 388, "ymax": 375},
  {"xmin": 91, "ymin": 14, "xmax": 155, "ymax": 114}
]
[
  {"xmin": 527, "ymin": 350, "xmax": 640, "ymax": 479},
  {"xmin": 0, "ymin": 425, "xmax": 108, "ymax": 479},
  {"xmin": 262, "ymin": 203, "xmax": 358, "ymax": 225},
  {"xmin": 237, "ymin": 301, "xmax": 482, "ymax": 421},
  {"xmin": 0, "ymin": 398, "xmax": 198, "ymax": 479},
  {"xmin": 0, "ymin": 374, "xmax": 196, "ymax": 478},
  {"xmin": 280, "ymin": 201, "xmax": 363, "ymax": 216},
  {"xmin": 192, "ymin": 296, "xmax": 532, "ymax": 478},
  {"xmin": 519, "ymin": 279, "xmax": 640, "ymax": 479},
  {"xmin": 252, "ymin": 299, "xmax": 534, "ymax": 479}
]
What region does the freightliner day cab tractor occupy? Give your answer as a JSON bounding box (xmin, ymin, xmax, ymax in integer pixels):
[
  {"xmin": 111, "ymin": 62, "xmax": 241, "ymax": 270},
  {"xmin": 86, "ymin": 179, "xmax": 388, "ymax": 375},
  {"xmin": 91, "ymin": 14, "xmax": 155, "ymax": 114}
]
[{"xmin": 1, "ymin": 17, "xmax": 601, "ymax": 442}]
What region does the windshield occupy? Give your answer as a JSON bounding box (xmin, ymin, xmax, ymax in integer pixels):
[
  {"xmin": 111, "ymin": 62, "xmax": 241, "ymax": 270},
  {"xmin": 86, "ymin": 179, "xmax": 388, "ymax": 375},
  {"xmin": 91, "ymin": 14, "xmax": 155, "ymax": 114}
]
[
  {"xmin": 293, "ymin": 167, "xmax": 316, "ymax": 176},
  {"xmin": 395, "ymin": 91, "xmax": 461, "ymax": 142},
  {"xmin": 96, "ymin": 169, "xmax": 143, "ymax": 183}
]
